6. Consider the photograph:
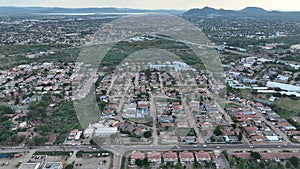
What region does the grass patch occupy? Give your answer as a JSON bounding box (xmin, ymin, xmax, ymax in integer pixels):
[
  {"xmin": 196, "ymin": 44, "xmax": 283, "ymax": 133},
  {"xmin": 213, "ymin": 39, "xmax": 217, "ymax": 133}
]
[
  {"xmin": 34, "ymin": 151, "xmax": 73, "ymax": 156},
  {"xmin": 275, "ymin": 98, "xmax": 300, "ymax": 114},
  {"xmin": 276, "ymin": 109, "xmax": 295, "ymax": 120},
  {"xmin": 176, "ymin": 128, "xmax": 196, "ymax": 137},
  {"xmin": 154, "ymin": 97, "xmax": 180, "ymax": 103},
  {"xmin": 126, "ymin": 116, "xmax": 153, "ymax": 124}
]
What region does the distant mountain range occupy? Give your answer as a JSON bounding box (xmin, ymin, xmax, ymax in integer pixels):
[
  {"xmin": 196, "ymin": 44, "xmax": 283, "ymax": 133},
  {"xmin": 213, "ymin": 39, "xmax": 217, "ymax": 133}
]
[
  {"xmin": 0, "ymin": 6, "xmax": 299, "ymax": 18},
  {"xmin": 183, "ymin": 7, "xmax": 300, "ymax": 19},
  {"xmin": 0, "ymin": 7, "xmax": 183, "ymax": 15}
]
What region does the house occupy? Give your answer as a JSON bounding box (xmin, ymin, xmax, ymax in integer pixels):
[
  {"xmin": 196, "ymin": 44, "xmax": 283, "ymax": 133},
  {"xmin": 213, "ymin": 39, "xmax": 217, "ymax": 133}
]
[
  {"xmin": 179, "ymin": 151, "xmax": 194, "ymax": 163},
  {"xmin": 161, "ymin": 132, "xmax": 178, "ymax": 143},
  {"xmin": 176, "ymin": 121, "xmax": 189, "ymax": 128},
  {"xmin": 158, "ymin": 115, "xmax": 174, "ymax": 123},
  {"xmin": 147, "ymin": 151, "xmax": 161, "ymax": 164},
  {"xmin": 130, "ymin": 151, "xmax": 145, "ymax": 164},
  {"xmin": 251, "ymin": 135, "xmax": 266, "ymax": 142},
  {"xmin": 161, "ymin": 123, "xmax": 174, "ymax": 128},
  {"xmin": 195, "ymin": 151, "xmax": 211, "ymax": 162},
  {"xmin": 45, "ymin": 134, "xmax": 57, "ymax": 145},
  {"xmin": 163, "ymin": 151, "xmax": 178, "ymax": 164},
  {"xmin": 245, "ymin": 126, "xmax": 258, "ymax": 135},
  {"xmin": 181, "ymin": 136, "xmax": 197, "ymax": 144},
  {"xmin": 67, "ymin": 129, "xmax": 79, "ymax": 140},
  {"xmin": 224, "ymin": 135, "xmax": 239, "ymax": 143}
]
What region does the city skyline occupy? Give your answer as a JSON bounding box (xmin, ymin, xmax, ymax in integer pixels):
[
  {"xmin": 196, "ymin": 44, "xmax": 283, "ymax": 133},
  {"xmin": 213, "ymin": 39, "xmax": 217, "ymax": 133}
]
[{"xmin": 0, "ymin": 0, "xmax": 300, "ymax": 11}]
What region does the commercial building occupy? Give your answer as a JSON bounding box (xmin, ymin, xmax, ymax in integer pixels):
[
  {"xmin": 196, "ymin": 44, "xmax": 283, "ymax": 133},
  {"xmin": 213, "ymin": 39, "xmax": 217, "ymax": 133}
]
[{"xmin": 42, "ymin": 162, "xmax": 63, "ymax": 169}]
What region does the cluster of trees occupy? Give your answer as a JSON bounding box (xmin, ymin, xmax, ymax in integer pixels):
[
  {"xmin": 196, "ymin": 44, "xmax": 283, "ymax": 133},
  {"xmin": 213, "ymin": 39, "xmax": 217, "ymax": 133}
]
[
  {"xmin": 100, "ymin": 38, "xmax": 203, "ymax": 70},
  {"xmin": 35, "ymin": 101, "xmax": 82, "ymax": 145},
  {"xmin": 228, "ymin": 154, "xmax": 299, "ymax": 169},
  {"xmin": 0, "ymin": 105, "xmax": 27, "ymax": 146},
  {"xmin": 27, "ymin": 94, "xmax": 51, "ymax": 120}
]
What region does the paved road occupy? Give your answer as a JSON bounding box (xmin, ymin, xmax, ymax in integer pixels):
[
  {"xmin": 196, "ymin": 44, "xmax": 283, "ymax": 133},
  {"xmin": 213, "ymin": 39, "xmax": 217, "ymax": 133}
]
[
  {"xmin": 2, "ymin": 143, "xmax": 300, "ymax": 169},
  {"xmin": 182, "ymin": 98, "xmax": 205, "ymax": 144},
  {"xmin": 2, "ymin": 143, "xmax": 300, "ymax": 155}
]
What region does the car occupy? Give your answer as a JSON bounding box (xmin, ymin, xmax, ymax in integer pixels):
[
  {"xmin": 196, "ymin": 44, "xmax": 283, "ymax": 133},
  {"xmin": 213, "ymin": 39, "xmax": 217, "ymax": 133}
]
[
  {"xmin": 92, "ymin": 148, "xmax": 96, "ymax": 150},
  {"xmin": 203, "ymin": 144, "xmax": 207, "ymax": 147},
  {"xmin": 277, "ymin": 145, "xmax": 281, "ymax": 148},
  {"xmin": 249, "ymin": 145, "xmax": 254, "ymax": 148},
  {"xmin": 216, "ymin": 146, "xmax": 221, "ymax": 149}
]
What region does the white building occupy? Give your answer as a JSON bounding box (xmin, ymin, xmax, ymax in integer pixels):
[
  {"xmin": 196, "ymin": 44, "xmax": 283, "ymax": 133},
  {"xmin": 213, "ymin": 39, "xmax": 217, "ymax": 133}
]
[
  {"xmin": 42, "ymin": 162, "xmax": 63, "ymax": 169},
  {"xmin": 19, "ymin": 163, "xmax": 40, "ymax": 169},
  {"xmin": 94, "ymin": 127, "xmax": 118, "ymax": 137},
  {"xmin": 267, "ymin": 81, "xmax": 300, "ymax": 92}
]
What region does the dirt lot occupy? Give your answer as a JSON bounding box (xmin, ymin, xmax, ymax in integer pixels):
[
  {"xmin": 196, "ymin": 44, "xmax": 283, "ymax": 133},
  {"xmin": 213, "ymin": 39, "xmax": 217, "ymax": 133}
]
[{"xmin": 71, "ymin": 156, "xmax": 111, "ymax": 169}]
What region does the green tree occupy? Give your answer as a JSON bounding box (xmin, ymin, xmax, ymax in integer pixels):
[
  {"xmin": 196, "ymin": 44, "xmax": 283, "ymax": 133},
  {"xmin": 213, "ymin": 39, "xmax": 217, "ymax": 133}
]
[
  {"xmin": 143, "ymin": 131, "xmax": 152, "ymax": 138},
  {"xmin": 193, "ymin": 161, "xmax": 201, "ymax": 168},
  {"xmin": 238, "ymin": 131, "xmax": 243, "ymax": 141},
  {"xmin": 174, "ymin": 163, "xmax": 183, "ymax": 169},
  {"xmin": 135, "ymin": 159, "xmax": 143, "ymax": 167},
  {"xmin": 250, "ymin": 151, "xmax": 261, "ymax": 159},
  {"xmin": 289, "ymin": 156, "xmax": 299, "ymax": 168},
  {"xmin": 213, "ymin": 125, "xmax": 223, "ymax": 136}
]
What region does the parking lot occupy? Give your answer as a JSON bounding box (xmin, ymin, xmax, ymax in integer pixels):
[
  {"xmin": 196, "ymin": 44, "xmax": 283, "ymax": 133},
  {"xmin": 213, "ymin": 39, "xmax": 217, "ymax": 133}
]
[{"xmin": 72, "ymin": 156, "xmax": 111, "ymax": 169}]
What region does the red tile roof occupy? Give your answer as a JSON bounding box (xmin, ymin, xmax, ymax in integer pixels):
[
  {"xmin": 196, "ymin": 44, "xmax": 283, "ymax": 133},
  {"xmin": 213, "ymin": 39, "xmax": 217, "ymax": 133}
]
[
  {"xmin": 179, "ymin": 151, "xmax": 194, "ymax": 159},
  {"xmin": 147, "ymin": 151, "xmax": 161, "ymax": 160},
  {"xmin": 195, "ymin": 151, "xmax": 211, "ymax": 160},
  {"xmin": 163, "ymin": 151, "xmax": 177, "ymax": 159},
  {"xmin": 131, "ymin": 151, "xmax": 145, "ymax": 160}
]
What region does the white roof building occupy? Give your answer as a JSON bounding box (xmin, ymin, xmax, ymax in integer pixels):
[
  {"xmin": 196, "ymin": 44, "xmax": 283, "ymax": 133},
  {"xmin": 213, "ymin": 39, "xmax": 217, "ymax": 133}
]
[
  {"xmin": 267, "ymin": 81, "xmax": 300, "ymax": 92},
  {"xmin": 42, "ymin": 162, "xmax": 63, "ymax": 169},
  {"xmin": 265, "ymin": 135, "xmax": 280, "ymax": 142},
  {"xmin": 94, "ymin": 127, "xmax": 117, "ymax": 137},
  {"xmin": 19, "ymin": 163, "xmax": 40, "ymax": 169}
]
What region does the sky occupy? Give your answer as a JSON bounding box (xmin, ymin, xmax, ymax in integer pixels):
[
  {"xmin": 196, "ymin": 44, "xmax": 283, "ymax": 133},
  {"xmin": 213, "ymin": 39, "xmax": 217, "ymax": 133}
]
[{"xmin": 0, "ymin": 0, "xmax": 300, "ymax": 11}]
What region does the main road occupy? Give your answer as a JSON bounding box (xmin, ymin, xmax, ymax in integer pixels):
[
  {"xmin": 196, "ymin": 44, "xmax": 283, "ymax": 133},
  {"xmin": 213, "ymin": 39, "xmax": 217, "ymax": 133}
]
[{"xmin": 2, "ymin": 143, "xmax": 300, "ymax": 169}]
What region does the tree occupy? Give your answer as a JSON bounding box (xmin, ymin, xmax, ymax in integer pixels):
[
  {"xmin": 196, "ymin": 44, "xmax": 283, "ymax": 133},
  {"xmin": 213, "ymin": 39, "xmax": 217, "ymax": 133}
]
[
  {"xmin": 250, "ymin": 151, "xmax": 261, "ymax": 159},
  {"xmin": 143, "ymin": 131, "xmax": 152, "ymax": 138},
  {"xmin": 174, "ymin": 163, "xmax": 183, "ymax": 169},
  {"xmin": 210, "ymin": 136, "xmax": 216, "ymax": 142},
  {"xmin": 193, "ymin": 161, "xmax": 201, "ymax": 168},
  {"xmin": 135, "ymin": 159, "xmax": 143, "ymax": 167},
  {"xmin": 213, "ymin": 125, "xmax": 223, "ymax": 136},
  {"xmin": 289, "ymin": 156, "xmax": 299, "ymax": 168},
  {"xmin": 238, "ymin": 131, "xmax": 243, "ymax": 141}
]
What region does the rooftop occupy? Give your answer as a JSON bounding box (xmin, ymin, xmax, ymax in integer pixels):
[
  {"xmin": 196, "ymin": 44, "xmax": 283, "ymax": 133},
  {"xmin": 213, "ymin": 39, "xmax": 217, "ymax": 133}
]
[
  {"xmin": 19, "ymin": 163, "xmax": 40, "ymax": 169},
  {"xmin": 42, "ymin": 162, "xmax": 63, "ymax": 169}
]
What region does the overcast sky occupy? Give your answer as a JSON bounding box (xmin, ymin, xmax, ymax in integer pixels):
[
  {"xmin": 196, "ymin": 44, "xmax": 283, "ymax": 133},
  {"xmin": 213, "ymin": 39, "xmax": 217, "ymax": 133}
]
[{"xmin": 0, "ymin": 0, "xmax": 300, "ymax": 11}]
